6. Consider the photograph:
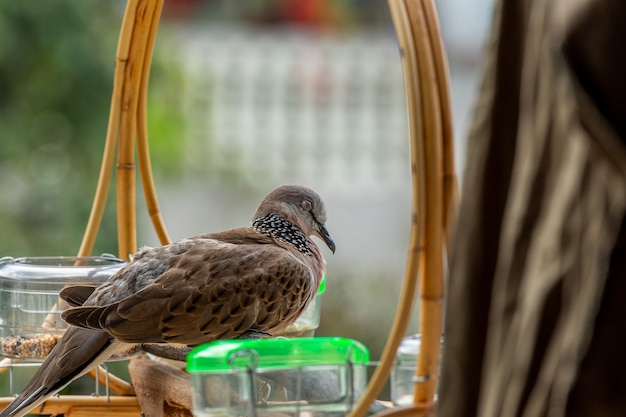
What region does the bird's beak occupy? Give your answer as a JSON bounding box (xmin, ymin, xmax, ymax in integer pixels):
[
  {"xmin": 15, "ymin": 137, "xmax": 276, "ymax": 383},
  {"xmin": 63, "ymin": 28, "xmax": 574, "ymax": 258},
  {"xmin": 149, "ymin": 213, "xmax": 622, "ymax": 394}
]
[{"xmin": 316, "ymin": 223, "xmax": 336, "ymax": 254}]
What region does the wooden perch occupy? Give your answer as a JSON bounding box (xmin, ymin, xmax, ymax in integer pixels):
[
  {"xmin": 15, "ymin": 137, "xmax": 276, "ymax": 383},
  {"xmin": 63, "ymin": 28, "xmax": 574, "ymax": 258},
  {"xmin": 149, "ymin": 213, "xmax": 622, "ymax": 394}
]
[
  {"xmin": 128, "ymin": 359, "xmax": 193, "ymax": 417},
  {"xmin": 0, "ymin": 396, "xmax": 141, "ymax": 417}
]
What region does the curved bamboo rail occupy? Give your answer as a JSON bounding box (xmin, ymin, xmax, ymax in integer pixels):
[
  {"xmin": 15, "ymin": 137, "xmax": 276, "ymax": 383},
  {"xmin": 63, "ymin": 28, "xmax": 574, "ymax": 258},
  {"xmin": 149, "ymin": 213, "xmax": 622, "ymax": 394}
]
[
  {"xmin": 350, "ymin": 0, "xmax": 457, "ymax": 416},
  {"xmin": 77, "ymin": 0, "xmax": 169, "ymax": 403},
  {"xmin": 1, "ymin": 0, "xmax": 456, "ymax": 415},
  {"xmin": 77, "ymin": 0, "xmax": 170, "ymax": 261},
  {"xmin": 1, "ymin": 2, "xmax": 169, "ymax": 407},
  {"xmin": 0, "ymin": 396, "xmax": 141, "ymax": 417},
  {"xmin": 347, "ymin": 1, "xmax": 427, "ymax": 416}
]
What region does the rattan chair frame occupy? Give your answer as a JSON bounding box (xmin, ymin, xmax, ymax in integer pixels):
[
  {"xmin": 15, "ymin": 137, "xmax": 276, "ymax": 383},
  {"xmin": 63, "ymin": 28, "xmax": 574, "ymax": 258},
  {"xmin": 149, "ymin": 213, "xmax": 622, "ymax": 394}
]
[{"xmin": 0, "ymin": 0, "xmax": 456, "ymax": 415}]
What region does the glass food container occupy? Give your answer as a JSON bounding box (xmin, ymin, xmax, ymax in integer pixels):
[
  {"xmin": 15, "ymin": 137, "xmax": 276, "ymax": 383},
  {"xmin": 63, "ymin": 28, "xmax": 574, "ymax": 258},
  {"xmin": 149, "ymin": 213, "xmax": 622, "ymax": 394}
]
[
  {"xmin": 0, "ymin": 256, "xmax": 126, "ymax": 359},
  {"xmin": 188, "ymin": 337, "xmax": 369, "ymax": 417},
  {"xmin": 391, "ymin": 334, "xmax": 443, "ymax": 406},
  {"xmin": 391, "ymin": 334, "xmax": 421, "ymax": 406},
  {"xmin": 276, "ymin": 276, "xmax": 326, "ymax": 338}
]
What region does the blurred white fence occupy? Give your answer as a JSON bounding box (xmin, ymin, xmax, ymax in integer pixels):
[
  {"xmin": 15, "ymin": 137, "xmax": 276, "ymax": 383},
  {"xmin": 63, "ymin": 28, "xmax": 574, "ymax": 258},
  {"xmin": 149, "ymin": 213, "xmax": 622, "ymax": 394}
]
[
  {"xmin": 171, "ymin": 26, "xmax": 411, "ymax": 190},
  {"xmin": 150, "ymin": 22, "xmax": 485, "ymax": 356}
]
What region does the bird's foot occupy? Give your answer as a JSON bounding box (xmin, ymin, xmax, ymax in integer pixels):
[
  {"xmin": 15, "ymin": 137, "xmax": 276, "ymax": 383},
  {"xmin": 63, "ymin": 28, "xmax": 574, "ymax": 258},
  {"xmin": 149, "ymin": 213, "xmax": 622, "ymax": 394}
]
[
  {"xmin": 140, "ymin": 343, "xmax": 191, "ymax": 362},
  {"xmin": 140, "ymin": 331, "xmax": 272, "ymax": 362},
  {"xmin": 235, "ymin": 330, "xmax": 273, "ymax": 339}
]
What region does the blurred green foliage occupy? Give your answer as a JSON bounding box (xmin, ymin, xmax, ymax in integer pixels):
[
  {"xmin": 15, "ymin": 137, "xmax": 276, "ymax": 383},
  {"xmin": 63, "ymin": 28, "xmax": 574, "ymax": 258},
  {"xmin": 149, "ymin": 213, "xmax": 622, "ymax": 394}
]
[{"xmin": 0, "ymin": 1, "xmax": 185, "ymax": 257}]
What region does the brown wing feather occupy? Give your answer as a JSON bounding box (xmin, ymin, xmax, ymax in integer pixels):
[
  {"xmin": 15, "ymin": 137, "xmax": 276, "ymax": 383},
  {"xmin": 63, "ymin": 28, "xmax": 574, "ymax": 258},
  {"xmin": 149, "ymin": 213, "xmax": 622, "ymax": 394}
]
[
  {"xmin": 62, "ymin": 239, "xmax": 315, "ymax": 346},
  {"xmin": 60, "ymin": 285, "xmax": 98, "ymax": 307}
]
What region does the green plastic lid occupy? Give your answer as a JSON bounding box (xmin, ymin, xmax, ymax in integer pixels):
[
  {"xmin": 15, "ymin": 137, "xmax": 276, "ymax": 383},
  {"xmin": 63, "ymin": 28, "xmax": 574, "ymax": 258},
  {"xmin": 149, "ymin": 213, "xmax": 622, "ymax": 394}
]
[
  {"xmin": 317, "ymin": 275, "xmax": 326, "ymax": 295},
  {"xmin": 187, "ymin": 337, "xmax": 368, "ymax": 372}
]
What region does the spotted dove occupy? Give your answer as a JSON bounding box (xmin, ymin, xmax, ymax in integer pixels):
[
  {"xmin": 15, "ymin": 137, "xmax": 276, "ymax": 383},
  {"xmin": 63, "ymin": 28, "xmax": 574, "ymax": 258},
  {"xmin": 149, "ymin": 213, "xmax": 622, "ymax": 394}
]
[{"xmin": 0, "ymin": 184, "xmax": 335, "ymax": 417}]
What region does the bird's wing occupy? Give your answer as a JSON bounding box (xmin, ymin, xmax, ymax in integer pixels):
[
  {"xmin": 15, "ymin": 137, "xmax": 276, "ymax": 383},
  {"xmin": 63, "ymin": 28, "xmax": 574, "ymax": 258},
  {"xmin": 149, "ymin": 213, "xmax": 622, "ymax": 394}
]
[
  {"xmin": 60, "ymin": 285, "xmax": 98, "ymax": 307},
  {"xmin": 62, "ymin": 240, "xmax": 315, "ymax": 346}
]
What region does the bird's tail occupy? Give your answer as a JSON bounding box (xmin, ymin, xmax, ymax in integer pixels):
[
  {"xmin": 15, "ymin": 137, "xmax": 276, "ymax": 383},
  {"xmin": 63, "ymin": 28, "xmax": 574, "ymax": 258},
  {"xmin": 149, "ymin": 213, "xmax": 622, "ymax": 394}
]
[{"xmin": 0, "ymin": 327, "xmax": 122, "ymax": 417}]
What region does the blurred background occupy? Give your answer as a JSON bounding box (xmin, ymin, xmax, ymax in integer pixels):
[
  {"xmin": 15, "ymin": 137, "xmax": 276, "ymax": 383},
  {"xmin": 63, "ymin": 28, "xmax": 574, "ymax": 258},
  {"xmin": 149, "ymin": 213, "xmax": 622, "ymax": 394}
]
[{"xmin": 0, "ymin": 0, "xmax": 494, "ymax": 400}]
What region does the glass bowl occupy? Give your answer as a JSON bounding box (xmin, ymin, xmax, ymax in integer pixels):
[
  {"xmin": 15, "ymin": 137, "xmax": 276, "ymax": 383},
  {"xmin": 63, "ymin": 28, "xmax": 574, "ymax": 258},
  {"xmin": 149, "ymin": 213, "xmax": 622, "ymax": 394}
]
[{"xmin": 0, "ymin": 256, "xmax": 126, "ymax": 359}]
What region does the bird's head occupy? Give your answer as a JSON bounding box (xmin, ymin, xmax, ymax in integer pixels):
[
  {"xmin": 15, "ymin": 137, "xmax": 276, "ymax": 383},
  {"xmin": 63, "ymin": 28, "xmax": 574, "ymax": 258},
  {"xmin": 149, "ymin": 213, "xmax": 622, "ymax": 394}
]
[{"xmin": 253, "ymin": 185, "xmax": 336, "ymax": 254}]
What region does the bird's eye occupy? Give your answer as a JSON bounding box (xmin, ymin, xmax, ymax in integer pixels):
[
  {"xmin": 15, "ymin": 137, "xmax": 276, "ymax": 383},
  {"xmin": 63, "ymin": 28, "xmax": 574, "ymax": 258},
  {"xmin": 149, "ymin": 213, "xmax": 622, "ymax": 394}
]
[{"xmin": 301, "ymin": 199, "xmax": 313, "ymax": 212}]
